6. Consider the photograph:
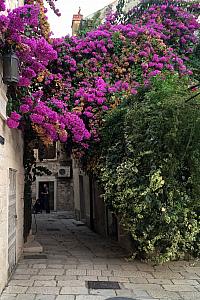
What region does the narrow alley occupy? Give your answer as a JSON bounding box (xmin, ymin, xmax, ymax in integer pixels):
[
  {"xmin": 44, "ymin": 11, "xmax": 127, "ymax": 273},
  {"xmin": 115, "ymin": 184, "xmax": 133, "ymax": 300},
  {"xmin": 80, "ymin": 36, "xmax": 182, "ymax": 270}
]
[{"xmin": 1, "ymin": 212, "xmax": 200, "ymax": 300}]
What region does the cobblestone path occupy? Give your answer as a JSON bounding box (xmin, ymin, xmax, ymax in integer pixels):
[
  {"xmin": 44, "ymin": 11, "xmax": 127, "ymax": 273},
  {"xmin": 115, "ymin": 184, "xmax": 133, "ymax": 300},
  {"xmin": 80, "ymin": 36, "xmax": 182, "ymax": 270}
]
[{"xmin": 1, "ymin": 212, "xmax": 200, "ymax": 300}]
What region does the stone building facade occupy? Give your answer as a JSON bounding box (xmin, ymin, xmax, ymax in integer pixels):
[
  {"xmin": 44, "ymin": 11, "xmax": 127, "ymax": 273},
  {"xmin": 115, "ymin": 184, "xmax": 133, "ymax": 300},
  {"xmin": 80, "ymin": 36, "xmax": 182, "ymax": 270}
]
[
  {"xmin": 0, "ymin": 1, "xmax": 25, "ymax": 294},
  {"xmin": 71, "ymin": 8, "xmax": 83, "ymax": 36},
  {"xmin": 32, "ymin": 142, "xmax": 74, "ymax": 213},
  {"xmin": 0, "ymin": 112, "xmax": 24, "ymax": 294},
  {"xmin": 0, "ymin": 0, "xmax": 25, "ymax": 289}
]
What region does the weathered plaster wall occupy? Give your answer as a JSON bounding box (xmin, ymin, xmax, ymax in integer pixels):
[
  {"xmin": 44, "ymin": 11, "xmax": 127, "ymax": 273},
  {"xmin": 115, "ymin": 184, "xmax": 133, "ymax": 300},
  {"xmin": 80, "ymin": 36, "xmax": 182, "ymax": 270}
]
[
  {"xmin": 56, "ymin": 179, "xmax": 74, "ymax": 211},
  {"xmin": 72, "ymin": 159, "xmax": 81, "ymax": 220},
  {"xmin": 32, "ymin": 143, "xmax": 74, "ymax": 212},
  {"xmin": 0, "ymin": 65, "xmax": 24, "ymax": 293},
  {"xmin": 82, "ymin": 175, "xmax": 90, "ymax": 224},
  {"xmin": 74, "ymin": 170, "xmax": 133, "ymax": 252}
]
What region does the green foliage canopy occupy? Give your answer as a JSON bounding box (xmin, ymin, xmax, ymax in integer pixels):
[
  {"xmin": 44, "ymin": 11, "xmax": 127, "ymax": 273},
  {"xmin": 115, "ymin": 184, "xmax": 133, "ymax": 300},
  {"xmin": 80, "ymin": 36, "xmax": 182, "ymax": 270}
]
[{"xmin": 87, "ymin": 74, "xmax": 200, "ymax": 263}]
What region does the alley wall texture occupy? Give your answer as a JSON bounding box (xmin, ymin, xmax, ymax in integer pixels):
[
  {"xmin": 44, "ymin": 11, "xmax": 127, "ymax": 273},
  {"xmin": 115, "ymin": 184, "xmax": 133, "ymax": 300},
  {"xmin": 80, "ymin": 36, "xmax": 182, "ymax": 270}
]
[
  {"xmin": 0, "ymin": 62, "xmax": 24, "ymax": 293},
  {"xmin": 32, "ymin": 143, "xmax": 74, "ymax": 212}
]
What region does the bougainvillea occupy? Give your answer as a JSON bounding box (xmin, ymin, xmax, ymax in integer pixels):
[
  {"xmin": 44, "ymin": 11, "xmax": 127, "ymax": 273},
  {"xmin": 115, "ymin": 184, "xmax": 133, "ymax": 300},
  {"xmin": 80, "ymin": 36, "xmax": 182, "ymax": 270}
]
[
  {"xmin": 25, "ymin": 0, "xmax": 52, "ymax": 39},
  {"xmin": 0, "ymin": 0, "xmax": 91, "ymax": 147},
  {"xmin": 0, "ymin": 0, "xmax": 5, "ymax": 11},
  {"xmin": 1, "ymin": 0, "xmax": 199, "ymax": 155},
  {"xmin": 123, "ymin": 0, "xmax": 200, "ymax": 58},
  {"xmin": 45, "ymin": 0, "xmax": 61, "ymax": 16},
  {"xmin": 48, "ymin": 1, "xmax": 199, "ymax": 154}
]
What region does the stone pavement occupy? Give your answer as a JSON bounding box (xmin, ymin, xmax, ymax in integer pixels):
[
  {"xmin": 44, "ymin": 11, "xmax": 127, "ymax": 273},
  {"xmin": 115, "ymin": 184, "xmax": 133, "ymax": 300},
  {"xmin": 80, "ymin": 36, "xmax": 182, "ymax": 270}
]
[{"xmin": 1, "ymin": 212, "xmax": 200, "ymax": 300}]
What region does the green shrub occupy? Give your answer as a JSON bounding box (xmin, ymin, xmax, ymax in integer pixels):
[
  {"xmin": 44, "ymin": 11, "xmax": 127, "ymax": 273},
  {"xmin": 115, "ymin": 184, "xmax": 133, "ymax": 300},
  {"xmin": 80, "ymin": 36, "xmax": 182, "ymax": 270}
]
[{"xmin": 99, "ymin": 74, "xmax": 200, "ymax": 263}]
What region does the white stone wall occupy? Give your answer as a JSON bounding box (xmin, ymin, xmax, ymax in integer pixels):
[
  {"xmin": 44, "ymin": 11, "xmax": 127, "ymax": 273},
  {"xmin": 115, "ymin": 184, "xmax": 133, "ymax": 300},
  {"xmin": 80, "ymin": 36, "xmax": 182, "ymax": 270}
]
[
  {"xmin": 32, "ymin": 143, "xmax": 74, "ymax": 212},
  {"xmin": 0, "ymin": 64, "xmax": 24, "ymax": 293}
]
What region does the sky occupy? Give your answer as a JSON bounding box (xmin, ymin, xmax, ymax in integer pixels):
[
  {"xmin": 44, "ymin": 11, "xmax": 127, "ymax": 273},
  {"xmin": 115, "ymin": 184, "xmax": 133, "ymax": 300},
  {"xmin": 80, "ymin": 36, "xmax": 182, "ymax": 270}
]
[{"xmin": 45, "ymin": 0, "xmax": 114, "ymax": 37}]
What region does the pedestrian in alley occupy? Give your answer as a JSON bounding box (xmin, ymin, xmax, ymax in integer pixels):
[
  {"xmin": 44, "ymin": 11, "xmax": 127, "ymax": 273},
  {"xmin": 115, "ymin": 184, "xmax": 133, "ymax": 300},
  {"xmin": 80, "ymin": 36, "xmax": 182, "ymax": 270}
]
[
  {"xmin": 33, "ymin": 198, "xmax": 42, "ymax": 214},
  {"xmin": 41, "ymin": 183, "xmax": 50, "ymax": 213}
]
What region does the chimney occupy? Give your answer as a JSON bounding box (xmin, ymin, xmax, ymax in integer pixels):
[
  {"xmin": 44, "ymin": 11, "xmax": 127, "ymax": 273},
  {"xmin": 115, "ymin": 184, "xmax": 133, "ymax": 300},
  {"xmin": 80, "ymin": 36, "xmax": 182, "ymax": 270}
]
[{"xmin": 72, "ymin": 7, "xmax": 83, "ymax": 36}]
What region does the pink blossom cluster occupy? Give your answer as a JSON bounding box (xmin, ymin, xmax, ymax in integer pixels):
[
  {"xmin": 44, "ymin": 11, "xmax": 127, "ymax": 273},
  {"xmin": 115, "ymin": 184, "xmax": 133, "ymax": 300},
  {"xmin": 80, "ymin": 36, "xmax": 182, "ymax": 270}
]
[
  {"xmin": 0, "ymin": 4, "xmax": 57, "ymax": 87},
  {"xmin": 51, "ymin": 11, "xmax": 199, "ymax": 145},
  {"xmin": 8, "ymin": 91, "xmax": 91, "ymax": 145},
  {"xmin": 0, "ymin": 0, "xmax": 5, "ymax": 11},
  {"xmin": 2, "ymin": 0, "xmax": 200, "ymax": 152},
  {"xmin": 126, "ymin": 1, "xmax": 200, "ymax": 58},
  {"xmin": 0, "ymin": 0, "xmax": 91, "ymax": 147}
]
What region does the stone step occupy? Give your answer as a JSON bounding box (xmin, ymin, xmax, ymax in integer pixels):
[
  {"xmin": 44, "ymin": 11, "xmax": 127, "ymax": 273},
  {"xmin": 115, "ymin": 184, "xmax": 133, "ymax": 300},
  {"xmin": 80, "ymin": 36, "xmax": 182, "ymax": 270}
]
[{"xmin": 23, "ymin": 240, "xmax": 43, "ymax": 253}]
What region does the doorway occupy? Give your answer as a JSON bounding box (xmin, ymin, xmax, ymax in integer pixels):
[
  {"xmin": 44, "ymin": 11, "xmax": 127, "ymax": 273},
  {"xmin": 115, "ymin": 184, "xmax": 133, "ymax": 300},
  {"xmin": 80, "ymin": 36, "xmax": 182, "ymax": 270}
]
[{"xmin": 39, "ymin": 181, "xmax": 54, "ymax": 211}]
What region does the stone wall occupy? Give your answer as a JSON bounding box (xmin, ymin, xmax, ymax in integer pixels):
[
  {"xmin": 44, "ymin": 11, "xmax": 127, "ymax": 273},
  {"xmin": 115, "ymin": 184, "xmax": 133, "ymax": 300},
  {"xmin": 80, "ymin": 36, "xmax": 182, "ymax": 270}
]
[
  {"xmin": 73, "ymin": 169, "xmax": 134, "ymax": 252},
  {"xmin": 0, "ymin": 65, "xmax": 24, "ymax": 293},
  {"xmin": 82, "ymin": 174, "xmax": 90, "ymax": 224},
  {"xmin": 56, "ymin": 179, "xmax": 74, "ymax": 211},
  {"xmin": 73, "ymin": 159, "xmax": 81, "ymax": 220},
  {"xmin": 32, "ymin": 143, "xmax": 74, "ymax": 212},
  {"xmin": 92, "ymin": 181, "xmax": 107, "ymax": 237}
]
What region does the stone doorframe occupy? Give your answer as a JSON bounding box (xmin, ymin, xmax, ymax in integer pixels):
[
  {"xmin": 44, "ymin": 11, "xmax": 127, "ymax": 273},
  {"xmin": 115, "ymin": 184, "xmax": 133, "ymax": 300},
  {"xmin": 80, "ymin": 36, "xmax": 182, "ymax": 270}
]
[{"xmin": 36, "ymin": 176, "xmax": 57, "ymax": 211}]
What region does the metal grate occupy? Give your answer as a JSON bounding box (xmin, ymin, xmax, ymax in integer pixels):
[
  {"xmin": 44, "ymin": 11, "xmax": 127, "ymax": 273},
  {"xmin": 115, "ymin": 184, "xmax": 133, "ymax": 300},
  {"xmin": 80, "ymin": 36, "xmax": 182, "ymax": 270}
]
[
  {"xmin": 24, "ymin": 254, "xmax": 47, "ymax": 259},
  {"xmin": 106, "ymin": 298, "xmax": 136, "ymax": 300},
  {"xmin": 87, "ymin": 281, "xmax": 121, "ymax": 290}
]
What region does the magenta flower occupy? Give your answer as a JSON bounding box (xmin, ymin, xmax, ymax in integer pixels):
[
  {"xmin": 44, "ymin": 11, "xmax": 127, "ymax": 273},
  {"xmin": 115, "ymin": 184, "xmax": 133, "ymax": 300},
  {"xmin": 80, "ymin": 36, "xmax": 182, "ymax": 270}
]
[
  {"xmin": 84, "ymin": 111, "xmax": 93, "ymax": 118},
  {"xmin": 59, "ymin": 131, "xmax": 68, "ymax": 142},
  {"xmin": 10, "ymin": 112, "xmax": 21, "ymax": 122},
  {"xmin": 7, "ymin": 118, "xmax": 19, "ymax": 128},
  {"xmin": 20, "ymin": 104, "xmax": 30, "ymax": 113},
  {"xmin": 30, "ymin": 114, "xmax": 44, "ymax": 124},
  {"xmin": 0, "ymin": 0, "xmax": 5, "ymax": 11},
  {"xmin": 131, "ymin": 89, "xmax": 138, "ymax": 95},
  {"xmin": 148, "ymin": 70, "xmax": 161, "ymax": 77}
]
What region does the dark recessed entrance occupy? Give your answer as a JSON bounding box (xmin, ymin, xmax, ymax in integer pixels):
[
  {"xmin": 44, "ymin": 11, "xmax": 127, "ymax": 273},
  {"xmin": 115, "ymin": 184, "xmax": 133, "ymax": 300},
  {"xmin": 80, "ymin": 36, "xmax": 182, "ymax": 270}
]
[{"xmin": 39, "ymin": 181, "xmax": 54, "ymax": 211}]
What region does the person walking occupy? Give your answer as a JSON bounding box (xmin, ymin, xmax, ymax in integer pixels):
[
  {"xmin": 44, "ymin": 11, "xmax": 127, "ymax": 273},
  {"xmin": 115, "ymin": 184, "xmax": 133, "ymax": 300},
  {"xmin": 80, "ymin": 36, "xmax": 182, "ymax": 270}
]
[{"xmin": 41, "ymin": 183, "xmax": 50, "ymax": 213}]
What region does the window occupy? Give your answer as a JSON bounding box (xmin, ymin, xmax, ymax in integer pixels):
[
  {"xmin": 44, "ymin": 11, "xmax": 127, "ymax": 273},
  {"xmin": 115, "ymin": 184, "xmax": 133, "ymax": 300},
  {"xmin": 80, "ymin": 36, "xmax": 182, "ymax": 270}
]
[{"xmin": 38, "ymin": 142, "xmax": 57, "ymax": 161}]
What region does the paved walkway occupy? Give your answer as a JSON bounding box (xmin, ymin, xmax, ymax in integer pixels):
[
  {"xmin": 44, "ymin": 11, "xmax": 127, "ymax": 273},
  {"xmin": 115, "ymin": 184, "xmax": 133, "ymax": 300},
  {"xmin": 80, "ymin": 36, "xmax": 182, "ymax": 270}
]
[{"xmin": 1, "ymin": 212, "xmax": 200, "ymax": 300}]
